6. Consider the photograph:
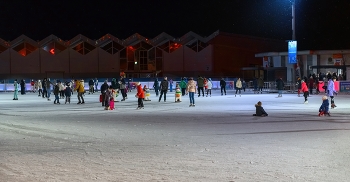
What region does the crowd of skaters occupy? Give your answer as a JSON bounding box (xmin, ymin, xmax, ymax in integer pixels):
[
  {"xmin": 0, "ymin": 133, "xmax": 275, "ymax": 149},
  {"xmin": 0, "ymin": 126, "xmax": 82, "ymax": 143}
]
[{"xmin": 10, "ymin": 72, "xmax": 340, "ymax": 115}]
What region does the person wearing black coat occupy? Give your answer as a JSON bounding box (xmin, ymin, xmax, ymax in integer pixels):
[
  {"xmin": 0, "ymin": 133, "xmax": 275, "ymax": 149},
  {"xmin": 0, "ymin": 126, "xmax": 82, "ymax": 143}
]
[
  {"xmin": 158, "ymin": 77, "xmax": 169, "ymax": 102},
  {"xmin": 20, "ymin": 79, "xmax": 26, "ymax": 95},
  {"xmin": 153, "ymin": 78, "xmax": 160, "ymax": 96},
  {"xmin": 220, "ymin": 78, "xmax": 226, "ymax": 95},
  {"xmin": 100, "ymin": 81, "xmax": 109, "ymax": 106},
  {"xmin": 276, "ymin": 78, "xmax": 284, "ymax": 97}
]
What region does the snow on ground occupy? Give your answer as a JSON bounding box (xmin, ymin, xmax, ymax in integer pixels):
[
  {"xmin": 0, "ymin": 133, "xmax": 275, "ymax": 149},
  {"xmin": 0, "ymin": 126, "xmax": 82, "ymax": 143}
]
[{"xmin": 0, "ymin": 90, "xmax": 350, "ymax": 182}]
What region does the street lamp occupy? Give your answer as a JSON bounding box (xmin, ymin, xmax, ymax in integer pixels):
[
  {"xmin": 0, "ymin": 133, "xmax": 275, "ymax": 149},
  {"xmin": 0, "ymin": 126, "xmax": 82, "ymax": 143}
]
[{"xmin": 291, "ymin": 0, "xmax": 296, "ymax": 40}]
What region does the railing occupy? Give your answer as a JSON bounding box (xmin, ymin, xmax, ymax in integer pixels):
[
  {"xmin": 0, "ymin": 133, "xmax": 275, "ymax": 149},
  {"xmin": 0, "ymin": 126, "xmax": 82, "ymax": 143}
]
[{"xmin": 0, "ymin": 80, "xmax": 347, "ymax": 94}]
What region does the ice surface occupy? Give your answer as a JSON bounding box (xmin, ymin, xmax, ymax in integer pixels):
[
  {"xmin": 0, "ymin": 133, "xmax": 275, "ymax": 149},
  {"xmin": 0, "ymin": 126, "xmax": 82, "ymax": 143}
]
[{"xmin": 0, "ymin": 90, "xmax": 350, "ymax": 181}]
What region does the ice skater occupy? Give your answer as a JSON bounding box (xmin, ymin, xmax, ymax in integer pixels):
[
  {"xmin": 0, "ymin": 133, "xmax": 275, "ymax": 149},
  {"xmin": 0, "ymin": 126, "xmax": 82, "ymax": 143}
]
[
  {"xmin": 301, "ymin": 80, "xmax": 309, "ymax": 104},
  {"xmin": 136, "ymin": 82, "xmax": 144, "ymax": 109},
  {"xmin": 186, "ymin": 77, "xmax": 196, "ymax": 107},
  {"xmin": 327, "ymin": 77, "xmax": 337, "ymax": 109}
]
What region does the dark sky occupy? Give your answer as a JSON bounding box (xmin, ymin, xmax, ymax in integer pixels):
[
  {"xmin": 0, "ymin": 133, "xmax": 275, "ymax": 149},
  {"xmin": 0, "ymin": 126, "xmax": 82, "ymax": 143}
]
[{"xmin": 1, "ymin": 0, "xmax": 349, "ymax": 50}]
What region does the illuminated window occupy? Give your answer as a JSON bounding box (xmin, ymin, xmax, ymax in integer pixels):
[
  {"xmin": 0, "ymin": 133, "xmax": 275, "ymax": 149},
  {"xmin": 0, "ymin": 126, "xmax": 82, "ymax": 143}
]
[
  {"xmin": 13, "ymin": 42, "xmax": 37, "ymax": 56},
  {"xmin": 42, "ymin": 41, "xmax": 66, "ymax": 55}
]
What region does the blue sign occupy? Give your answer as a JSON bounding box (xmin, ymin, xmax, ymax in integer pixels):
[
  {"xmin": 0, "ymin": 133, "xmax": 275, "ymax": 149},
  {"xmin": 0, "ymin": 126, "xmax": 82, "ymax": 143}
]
[
  {"xmin": 340, "ymin": 81, "xmax": 350, "ymax": 92},
  {"xmin": 288, "ymin": 41, "xmax": 297, "ymax": 64}
]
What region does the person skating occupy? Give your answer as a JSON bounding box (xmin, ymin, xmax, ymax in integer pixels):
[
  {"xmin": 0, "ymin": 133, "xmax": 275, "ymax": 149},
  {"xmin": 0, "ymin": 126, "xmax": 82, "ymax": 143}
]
[
  {"xmin": 53, "ymin": 83, "xmax": 60, "ymax": 104},
  {"xmin": 220, "ymin": 78, "xmax": 226, "ymax": 95},
  {"xmin": 206, "ymin": 78, "xmax": 213, "ymax": 97},
  {"xmin": 301, "ymin": 80, "xmax": 309, "ymax": 104},
  {"xmin": 100, "ymin": 80, "xmax": 109, "ymax": 107},
  {"xmin": 37, "ymin": 79, "xmax": 43, "ymax": 97},
  {"xmin": 327, "ymin": 77, "xmax": 337, "ymax": 109},
  {"xmin": 276, "ymin": 77, "xmax": 284, "ymax": 97},
  {"xmin": 13, "ymin": 79, "xmax": 19, "ymax": 100},
  {"xmin": 153, "ymin": 78, "xmax": 160, "ymax": 96},
  {"xmin": 179, "ymin": 78, "xmax": 187, "ymax": 96},
  {"xmin": 186, "ymin": 77, "xmax": 197, "ymax": 107},
  {"xmin": 197, "ymin": 76, "xmax": 204, "ymax": 97},
  {"xmin": 235, "ymin": 78, "xmax": 242, "ymax": 97},
  {"xmin": 296, "ymin": 77, "xmax": 302, "ymax": 97},
  {"xmin": 158, "ymin": 77, "xmax": 168, "ymax": 102},
  {"xmin": 64, "ymin": 83, "xmax": 72, "ymax": 104},
  {"xmin": 136, "ymin": 82, "xmax": 145, "ymax": 109},
  {"xmin": 74, "ymin": 79, "xmax": 85, "ymax": 104}
]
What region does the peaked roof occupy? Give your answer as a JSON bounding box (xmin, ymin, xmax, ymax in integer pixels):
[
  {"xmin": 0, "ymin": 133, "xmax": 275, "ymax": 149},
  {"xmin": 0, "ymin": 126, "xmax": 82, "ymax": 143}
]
[
  {"xmin": 10, "ymin": 34, "xmax": 38, "ymax": 48},
  {"xmin": 4, "ymin": 30, "xmax": 222, "ymax": 48},
  {"xmin": 95, "ymin": 34, "xmax": 124, "ymax": 47},
  {"xmin": 66, "ymin": 34, "xmax": 95, "ymax": 47},
  {"xmin": 39, "ymin": 34, "xmax": 66, "ymax": 47}
]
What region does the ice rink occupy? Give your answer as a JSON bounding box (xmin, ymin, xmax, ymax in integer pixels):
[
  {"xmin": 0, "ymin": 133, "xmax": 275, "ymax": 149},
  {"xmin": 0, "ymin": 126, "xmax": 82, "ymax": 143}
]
[{"xmin": 1, "ymin": 89, "xmax": 350, "ymax": 182}]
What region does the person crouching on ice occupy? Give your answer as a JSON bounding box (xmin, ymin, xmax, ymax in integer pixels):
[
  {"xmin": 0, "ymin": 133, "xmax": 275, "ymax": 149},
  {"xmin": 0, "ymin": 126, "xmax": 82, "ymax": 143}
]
[
  {"xmin": 175, "ymin": 83, "xmax": 182, "ymax": 102},
  {"xmin": 319, "ymin": 95, "xmax": 330, "ymax": 116},
  {"xmin": 143, "ymin": 85, "xmax": 151, "ymax": 101},
  {"xmin": 253, "ymin": 101, "xmax": 268, "ymax": 116}
]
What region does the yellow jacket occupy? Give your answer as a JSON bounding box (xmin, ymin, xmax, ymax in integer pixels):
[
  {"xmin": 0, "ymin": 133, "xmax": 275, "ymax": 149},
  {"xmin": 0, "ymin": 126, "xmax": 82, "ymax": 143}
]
[{"xmin": 74, "ymin": 81, "xmax": 85, "ymax": 93}]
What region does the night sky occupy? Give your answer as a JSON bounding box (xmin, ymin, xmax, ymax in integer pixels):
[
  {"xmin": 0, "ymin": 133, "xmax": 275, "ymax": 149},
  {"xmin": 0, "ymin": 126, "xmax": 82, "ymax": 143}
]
[{"xmin": 1, "ymin": 0, "xmax": 349, "ymax": 50}]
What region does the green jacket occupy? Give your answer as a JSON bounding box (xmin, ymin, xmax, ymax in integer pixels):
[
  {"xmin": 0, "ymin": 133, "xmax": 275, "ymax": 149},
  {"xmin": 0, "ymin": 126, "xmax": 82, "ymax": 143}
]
[{"xmin": 179, "ymin": 80, "xmax": 187, "ymax": 89}]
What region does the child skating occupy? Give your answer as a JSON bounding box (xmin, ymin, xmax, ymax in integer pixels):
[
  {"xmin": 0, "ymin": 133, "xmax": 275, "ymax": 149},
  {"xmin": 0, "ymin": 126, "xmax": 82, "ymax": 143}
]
[{"xmin": 136, "ymin": 82, "xmax": 145, "ymax": 109}]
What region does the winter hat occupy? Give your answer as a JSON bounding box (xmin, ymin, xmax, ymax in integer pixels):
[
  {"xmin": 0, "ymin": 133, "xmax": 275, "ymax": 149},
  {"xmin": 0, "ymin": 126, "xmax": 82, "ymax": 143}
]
[
  {"xmin": 257, "ymin": 101, "xmax": 262, "ymax": 106},
  {"xmin": 137, "ymin": 82, "xmax": 141, "ymax": 85},
  {"xmin": 322, "ymin": 96, "xmax": 328, "ymax": 100}
]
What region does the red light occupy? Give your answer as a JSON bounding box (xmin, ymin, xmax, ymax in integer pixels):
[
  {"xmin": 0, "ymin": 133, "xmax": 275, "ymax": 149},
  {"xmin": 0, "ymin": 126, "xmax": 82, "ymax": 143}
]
[{"xmin": 50, "ymin": 48, "xmax": 55, "ymax": 55}]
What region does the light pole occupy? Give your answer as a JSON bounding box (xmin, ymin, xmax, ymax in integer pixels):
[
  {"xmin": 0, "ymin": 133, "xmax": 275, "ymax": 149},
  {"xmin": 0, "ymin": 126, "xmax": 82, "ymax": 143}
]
[
  {"xmin": 290, "ymin": 0, "xmax": 297, "ymax": 88},
  {"xmin": 291, "ymin": 0, "xmax": 296, "ymax": 40}
]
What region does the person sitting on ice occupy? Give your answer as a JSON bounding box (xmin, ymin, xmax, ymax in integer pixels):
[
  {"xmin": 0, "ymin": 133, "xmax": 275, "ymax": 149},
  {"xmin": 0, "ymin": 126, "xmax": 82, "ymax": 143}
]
[
  {"xmin": 319, "ymin": 95, "xmax": 330, "ymax": 116},
  {"xmin": 253, "ymin": 101, "xmax": 268, "ymax": 116}
]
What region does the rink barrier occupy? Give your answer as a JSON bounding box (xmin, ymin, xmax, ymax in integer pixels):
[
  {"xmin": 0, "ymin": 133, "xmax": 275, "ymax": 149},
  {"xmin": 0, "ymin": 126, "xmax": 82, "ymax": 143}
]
[{"xmin": 1, "ymin": 80, "xmax": 348, "ymax": 94}]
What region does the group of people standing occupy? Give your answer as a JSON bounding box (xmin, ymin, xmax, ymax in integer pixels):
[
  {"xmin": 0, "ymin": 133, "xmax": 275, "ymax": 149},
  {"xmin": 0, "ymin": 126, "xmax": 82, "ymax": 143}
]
[{"xmin": 13, "ymin": 78, "xmax": 86, "ymax": 105}]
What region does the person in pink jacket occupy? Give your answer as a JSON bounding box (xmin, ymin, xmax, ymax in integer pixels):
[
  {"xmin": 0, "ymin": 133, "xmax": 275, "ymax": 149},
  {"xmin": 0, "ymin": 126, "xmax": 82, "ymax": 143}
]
[
  {"xmin": 301, "ymin": 80, "xmax": 309, "ymax": 104},
  {"xmin": 186, "ymin": 77, "xmax": 197, "ymax": 107}
]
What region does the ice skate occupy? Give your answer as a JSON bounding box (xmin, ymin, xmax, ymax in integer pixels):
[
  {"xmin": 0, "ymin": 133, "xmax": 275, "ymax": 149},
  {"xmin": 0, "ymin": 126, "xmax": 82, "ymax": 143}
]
[
  {"xmin": 304, "ymin": 100, "xmax": 308, "ymax": 104},
  {"xmin": 318, "ymin": 111, "xmax": 324, "ymax": 117}
]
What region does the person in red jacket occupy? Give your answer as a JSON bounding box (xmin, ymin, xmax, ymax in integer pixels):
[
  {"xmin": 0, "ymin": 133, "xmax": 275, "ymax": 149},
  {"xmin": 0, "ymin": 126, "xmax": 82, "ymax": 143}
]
[
  {"xmin": 301, "ymin": 80, "xmax": 309, "ymax": 104},
  {"xmin": 135, "ymin": 82, "xmax": 145, "ymax": 109}
]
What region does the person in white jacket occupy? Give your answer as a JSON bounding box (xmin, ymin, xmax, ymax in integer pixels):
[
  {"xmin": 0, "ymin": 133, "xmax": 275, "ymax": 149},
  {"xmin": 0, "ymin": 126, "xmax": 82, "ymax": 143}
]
[
  {"xmin": 235, "ymin": 78, "xmax": 242, "ymax": 97},
  {"xmin": 37, "ymin": 80, "xmax": 43, "ymax": 97},
  {"xmin": 206, "ymin": 78, "xmax": 213, "ymax": 97}
]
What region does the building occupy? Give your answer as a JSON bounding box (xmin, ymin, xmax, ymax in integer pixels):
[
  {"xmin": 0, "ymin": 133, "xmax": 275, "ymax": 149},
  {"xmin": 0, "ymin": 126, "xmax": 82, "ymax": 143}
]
[
  {"xmin": 255, "ymin": 50, "xmax": 350, "ymax": 82},
  {"xmin": 0, "ymin": 31, "xmax": 285, "ymax": 80}
]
